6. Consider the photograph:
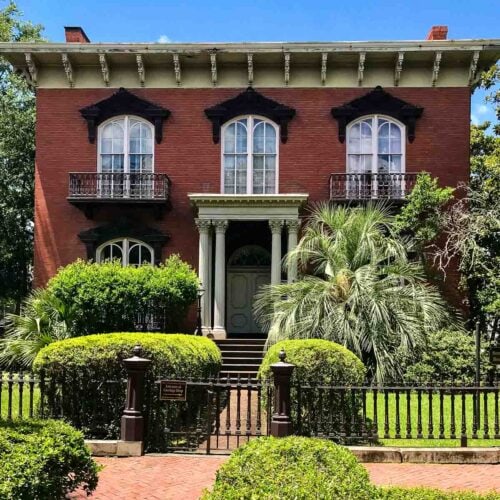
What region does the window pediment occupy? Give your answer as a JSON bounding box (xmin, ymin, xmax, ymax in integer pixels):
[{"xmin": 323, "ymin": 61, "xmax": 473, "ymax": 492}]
[
  {"xmin": 80, "ymin": 88, "xmax": 170, "ymax": 144},
  {"xmin": 205, "ymin": 87, "xmax": 296, "ymax": 144},
  {"xmin": 331, "ymin": 86, "xmax": 423, "ymax": 143},
  {"xmin": 78, "ymin": 218, "xmax": 169, "ymax": 265}
]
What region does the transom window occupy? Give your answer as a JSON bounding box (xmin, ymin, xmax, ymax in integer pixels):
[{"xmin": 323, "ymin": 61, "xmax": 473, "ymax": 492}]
[
  {"xmin": 99, "ymin": 116, "xmax": 154, "ymax": 174},
  {"xmin": 222, "ymin": 116, "xmax": 278, "ymax": 194},
  {"xmin": 347, "ymin": 116, "xmax": 405, "ymax": 175},
  {"xmin": 97, "ymin": 238, "xmax": 154, "ymax": 266}
]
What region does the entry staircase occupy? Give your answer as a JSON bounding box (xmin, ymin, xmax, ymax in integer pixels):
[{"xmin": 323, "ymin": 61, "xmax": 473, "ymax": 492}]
[{"xmin": 215, "ymin": 338, "xmax": 266, "ymax": 380}]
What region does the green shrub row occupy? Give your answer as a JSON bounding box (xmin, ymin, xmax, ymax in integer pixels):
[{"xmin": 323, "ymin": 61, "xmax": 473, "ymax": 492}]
[
  {"xmin": 204, "ymin": 436, "xmax": 500, "ymax": 500},
  {"xmin": 0, "ymin": 419, "xmax": 99, "ymax": 499},
  {"xmin": 33, "ymin": 333, "xmax": 222, "ymax": 446},
  {"xmin": 46, "ymin": 255, "xmax": 199, "ymax": 335}
]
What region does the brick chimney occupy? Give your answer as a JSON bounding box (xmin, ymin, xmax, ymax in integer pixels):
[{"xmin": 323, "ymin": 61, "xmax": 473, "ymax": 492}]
[
  {"xmin": 64, "ymin": 26, "xmax": 90, "ymax": 43},
  {"xmin": 426, "ymin": 25, "xmax": 448, "ymax": 41}
]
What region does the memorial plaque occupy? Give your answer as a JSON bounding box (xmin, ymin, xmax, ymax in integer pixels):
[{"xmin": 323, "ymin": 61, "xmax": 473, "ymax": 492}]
[
  {"xmin": 491, "ymin": 346, "xmax": 500, "ymax": 365},
  {"xmin": 159, "ymin": 380, "xmax": 187, "ymax": 401}
]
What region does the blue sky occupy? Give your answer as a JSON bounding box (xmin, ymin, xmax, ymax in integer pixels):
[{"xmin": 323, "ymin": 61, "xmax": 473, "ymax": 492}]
[{"xmin": 16, "ymin": 0, "xmax": 499, "ymax": 123}]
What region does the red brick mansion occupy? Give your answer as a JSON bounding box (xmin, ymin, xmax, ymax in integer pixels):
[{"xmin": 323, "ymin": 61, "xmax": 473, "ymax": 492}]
[{"xmin": 1, "ymin": 26, "xmax": 498, "ymax": 338}]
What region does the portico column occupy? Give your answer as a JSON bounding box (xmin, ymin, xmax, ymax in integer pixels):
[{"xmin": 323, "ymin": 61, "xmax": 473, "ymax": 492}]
[
  {"xmin": 213, "ymin": 220, "xmax": 228, "ymax": 339},
  {"xmin": 286, "ymin": 219, "xmax": 300, "ymax": 283},
  {"xmin": 269, "ymin": 219, "xmax": 284, "ymax": 285},
  {"xmin": 195, "ymin": 218, "xmax": 212, "ymax": 333}
]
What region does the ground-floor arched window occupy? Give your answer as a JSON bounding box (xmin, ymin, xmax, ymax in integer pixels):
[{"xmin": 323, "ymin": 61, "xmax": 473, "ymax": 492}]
[{"xmin": 96, "ymin": 238, "xmax": 154, "ymax": 266}]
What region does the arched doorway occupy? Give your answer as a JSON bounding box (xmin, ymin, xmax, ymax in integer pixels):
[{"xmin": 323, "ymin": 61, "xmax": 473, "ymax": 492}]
[{"xmin": 226, "ymin": 245, "xmax": 271, "ymax": 336}]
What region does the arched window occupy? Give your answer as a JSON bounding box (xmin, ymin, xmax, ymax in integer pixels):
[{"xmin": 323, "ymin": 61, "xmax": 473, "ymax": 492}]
[
  {"xmin": 222, "ymin": 116, "xmax": 278, "ymax": 194},
  {"xmin": 98, "ymin": 116, "xmax": 154, "ymax": 197},
  {"xmin": 97, "ymin": 238, "xmax": 154, "ymax": 266},
  {"xmin": 346, "ymin": 116, "xmax": 405, "ymax": 198}
]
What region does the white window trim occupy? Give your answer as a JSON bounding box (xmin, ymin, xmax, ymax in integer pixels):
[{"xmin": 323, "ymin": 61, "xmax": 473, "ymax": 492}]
[
  {"xmin": 346, "ymin": 114, "xmax": 406, "ymax": 175},
  {"xmin": 97, "ymin": 115, "xmax": 155, "ymax": 174},
  {"xmin": 220, "ymin": 115, "xmax": 279, "ymax": 194},
  {"xmin": 96, "ymin": 238, "xmax": 154, "ymax": 266}
]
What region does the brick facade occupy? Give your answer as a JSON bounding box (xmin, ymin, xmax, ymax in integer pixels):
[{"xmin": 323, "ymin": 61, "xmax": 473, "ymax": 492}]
[{"xmin": 34, "ymin": 87, "xmax": 470, "ymax": 300}]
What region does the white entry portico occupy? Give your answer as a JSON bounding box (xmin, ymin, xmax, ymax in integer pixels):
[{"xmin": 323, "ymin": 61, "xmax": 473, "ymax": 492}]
[{"xmin": 189, "ymin": 194, "xmax": 308, "ymax": 339}]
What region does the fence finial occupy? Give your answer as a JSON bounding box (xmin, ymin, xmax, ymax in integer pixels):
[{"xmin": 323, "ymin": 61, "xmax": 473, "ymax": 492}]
[{"xmin": 278, "ymin": 349, "xmax": 287, "ymax": 363}]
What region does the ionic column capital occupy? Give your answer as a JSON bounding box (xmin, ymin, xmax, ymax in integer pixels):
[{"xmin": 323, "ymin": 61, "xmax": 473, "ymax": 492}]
[
  {"xmin": 286, "ymin": 219, "xmax": 301, "ymax": 233},
  {"xmin": 195, "ymin": 218, "xmax": 212, "ymax": 233},
  {"xmin": 213, "ymin": 219, "xmax": 229, "ymax": 234},
  {"xmin": 269, "ymin": 219, "xmax": 284, "ymax": 234}
]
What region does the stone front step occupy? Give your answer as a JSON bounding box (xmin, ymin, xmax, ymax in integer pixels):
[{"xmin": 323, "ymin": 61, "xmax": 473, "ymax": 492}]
[{"xmin": 215, "ymin": 338, "xmax": 266, "ymax": 378}]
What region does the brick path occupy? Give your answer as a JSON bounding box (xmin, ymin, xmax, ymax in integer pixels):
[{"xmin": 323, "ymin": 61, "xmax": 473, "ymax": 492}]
[{"xmin": 71, "ymin": 456, "xmax": 500, "ymax": 499}]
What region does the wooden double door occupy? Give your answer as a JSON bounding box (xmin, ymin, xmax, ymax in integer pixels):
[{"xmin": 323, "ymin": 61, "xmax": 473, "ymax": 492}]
[{"xmin": 226, "ymin": 267, "xmax": 270, "ymax": 335}]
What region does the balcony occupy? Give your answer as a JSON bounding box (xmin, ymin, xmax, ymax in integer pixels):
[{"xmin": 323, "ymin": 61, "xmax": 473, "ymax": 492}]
[
  {"xmin": 329, "ymin": 173, "xmax": 417, "ymax": 202},
  {"xmin": 68, "ymin": 172, "xmax": 171, "ymax": 218}
]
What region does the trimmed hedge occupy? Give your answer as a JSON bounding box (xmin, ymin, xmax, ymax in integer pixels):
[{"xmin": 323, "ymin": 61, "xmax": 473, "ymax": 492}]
[
  {"xmin": 0, "ymin": 419, "xmax": 99, "ymax": 499},
  {"xmin": 46, "ymin": 255, "xmax": 198, "ymax": 335},
  {"xmin": 203, "ymin": 437, "xmax": 500, "ymax": 500},
  {"xmin": 379, "ymin": 487, "xmax": 500, "ymax": 499},
  {"xmin": 203, "ymin": 436, "xmax": 375, "ymax": 499},
  {"xmin": 259, "ymin": 339, "xmax": 365, "ymax": 439},
  {"xmin": 258, "ymin": 339, "xmax": 366, "ymax": 384},
  {"xmin": 33, "ymin": 333, "xmax": 221, "ymax": 447}
]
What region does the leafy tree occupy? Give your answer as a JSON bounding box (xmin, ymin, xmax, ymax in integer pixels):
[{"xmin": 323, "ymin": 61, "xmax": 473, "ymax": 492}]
[
  {"xmin": 254, "ymin": 203, "xmax": 451, "ymax": 382},
  {"xmin": 0, "ymin": 2, "xmax": 43, "ymax": 312},
  {"xmin": 394, "ymin": 172, "xmax": 454, "ymax": 255}
]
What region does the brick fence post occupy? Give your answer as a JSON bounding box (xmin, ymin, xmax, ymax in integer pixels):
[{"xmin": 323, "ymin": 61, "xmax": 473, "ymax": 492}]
[
  {"xmin": 120, "ymin": 345, "xmax": 151, "ymax": 454},
  {"xmin": 270, "ymin": 349, "xmax": 295, "ymax": 437}
]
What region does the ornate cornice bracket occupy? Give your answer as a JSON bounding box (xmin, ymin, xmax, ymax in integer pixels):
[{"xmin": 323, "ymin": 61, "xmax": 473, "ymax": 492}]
[
  {"xmin": 79, "ymin": 87, "xmax": 170, "ymax": 144},
  {"xmin": 204, "ymin": 87, "xmax": 296, "ymax": 144},
  {"xmin": 331, "ymin": 86, "xmax": 423, "ymax": 143}
]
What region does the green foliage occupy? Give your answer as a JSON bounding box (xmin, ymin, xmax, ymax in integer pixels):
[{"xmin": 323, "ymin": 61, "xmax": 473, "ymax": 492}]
[
  {"xmin": 33, "ymin": 333, "xmax": 221, "ymax": 442},
  {"xmin": 378, "ymin": 486, "xmax": 500, "ymax": 499},
  {"xmin": 258, "ymin": 339, "xmax": 365, "ymax": 384},
  {"xmin": 0, "ymin": 2, "xmax": 44, "ymax": 309},
  {"xmin": 259, "ymin": 340, "xmax": 365, "ymax": 438},
  {"xmin": 255, "ymin": 203, "xmax": 451, "ymax": 382},
  {"xmin": 203, "ymin": 436, "xmax": 375, "ymax": 500},
  {"xmin": 0, "ymin": 419, "xmax": 99, "ymax": 499},
  {"xmin": 0, "ymin": 288, "xmax": 75, "ymax": 369},
  {"xmin": 46, "ymin": 255, "xmax": 199, "ymax": 334},
  {"xmin": 400, "ymin": 329, "xmax": 491, "ymax": 384},
  {"xmin": 394, "ymin": 172, "xmax": 454, "ymax": 248}
]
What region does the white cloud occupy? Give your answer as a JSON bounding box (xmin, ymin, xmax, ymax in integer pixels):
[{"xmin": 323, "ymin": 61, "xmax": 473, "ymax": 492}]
[
  {"xmin": 157, "ymin": 35, "xmax": 172, "ymax": 43},
  {"xmin": 471, "ymin": 114, "xmax": 479, "ymax": 125},
  {"xmin": 476, "ymin": 104, "xmax": 489, "ymax": 115}
]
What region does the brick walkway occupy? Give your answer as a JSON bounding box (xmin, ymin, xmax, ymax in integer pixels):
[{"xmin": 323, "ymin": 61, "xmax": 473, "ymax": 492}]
[{"xmin": 71, "ymin": 456, "xmax": 500, "ymax": 499}]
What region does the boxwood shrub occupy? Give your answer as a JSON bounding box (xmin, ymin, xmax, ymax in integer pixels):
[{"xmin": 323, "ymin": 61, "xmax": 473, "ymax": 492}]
[
  {"xmin": 379, "ymin": 487, "xmax": 500, "ymax": 499},
  {"xmin": 46, "ymin": 255, "xmax": 198, "ymax": 335},
  {"xmin": 33, "ymin": 333, "xmax": 221, "ymax": 450},
  {"xmin": 0, "ymin": 419, "xmax": 99, "ymax": 499},
  {"xmin": 259, "ymin": 339, "xmax": 366, "ymax": 440},
  {"xmin": 203, "ymin": 436, "xmax": 375, "ymax": 499}
]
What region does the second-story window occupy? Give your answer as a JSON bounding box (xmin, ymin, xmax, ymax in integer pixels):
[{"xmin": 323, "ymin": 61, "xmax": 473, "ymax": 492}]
[
  {"xmin": 222, "ymin": 116, "xmax": 278, "ymax": 194},
  {"xmin": 98, "ymin": 116, "xmax": 154, "ymax": 197},
  {"xmin": 346, "ymin": 115, "xmax": 405, "ymax": 197}
]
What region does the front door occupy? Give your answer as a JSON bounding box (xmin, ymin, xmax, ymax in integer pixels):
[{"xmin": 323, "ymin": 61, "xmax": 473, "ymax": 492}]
[{"xmin": 227, "ymin": 269, "xmax": 270, "ymax": 335}]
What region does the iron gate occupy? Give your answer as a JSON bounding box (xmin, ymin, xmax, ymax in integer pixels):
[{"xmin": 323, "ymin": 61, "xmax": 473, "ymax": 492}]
[{"xmin": 144, "ymin": 377, "xmax": 273, "ymax": 453}]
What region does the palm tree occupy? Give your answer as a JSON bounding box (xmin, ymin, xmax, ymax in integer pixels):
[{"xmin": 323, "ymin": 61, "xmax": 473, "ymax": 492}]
[
  {"xmin": 254, "ymin": 203, "xmax": 453, "ymax": 382},
  {"xmin": 0, "ymin": 289, "xmax": 74, "ymax": 369}
]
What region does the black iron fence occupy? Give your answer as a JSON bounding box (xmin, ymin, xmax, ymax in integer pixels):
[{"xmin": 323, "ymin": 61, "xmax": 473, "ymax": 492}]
[
  {"xmin": 2, "ymin": 362, "xmax": 499, "ymax": 454},
  {"xmin": 293, "ymin": 383, "xmax": 500, "ymax": 447}
]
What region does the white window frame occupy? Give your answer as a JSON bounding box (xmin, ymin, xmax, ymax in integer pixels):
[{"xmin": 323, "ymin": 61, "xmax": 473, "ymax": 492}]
[
  {"xmin": 220, "ymin": 115, "xmax": 279, "ymax": 194},
  {"xmin": 346, "ymin": 115, "xmax": 406, "ymax": 198},
  {"xmin": 346, "ymin": 115, "xmax": 406, "ymax": 175},
  {"xmin": 96, "ymin": 238, "xmax": 154, "ymax": 266},
  {"xmin": 97, "ymin": 115, "xmax": 155, "ymax": 174}
]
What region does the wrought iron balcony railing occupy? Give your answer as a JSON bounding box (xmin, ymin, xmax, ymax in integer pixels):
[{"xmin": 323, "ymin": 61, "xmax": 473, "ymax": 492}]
[
  {"xmin": 68, "ymin": 172, "xmax": 171, "ymax": 201},
  {"xmin": 329, "ymin": 173, "xmax": 417, "ymax": 201}
]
